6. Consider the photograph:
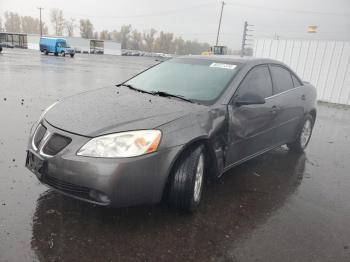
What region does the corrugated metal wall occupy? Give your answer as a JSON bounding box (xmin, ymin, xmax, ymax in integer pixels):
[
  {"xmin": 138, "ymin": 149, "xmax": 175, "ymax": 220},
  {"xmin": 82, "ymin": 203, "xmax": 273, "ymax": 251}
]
[{"xmin": 254, "ymin": 39, "xmax": 350, "ymax": 105}]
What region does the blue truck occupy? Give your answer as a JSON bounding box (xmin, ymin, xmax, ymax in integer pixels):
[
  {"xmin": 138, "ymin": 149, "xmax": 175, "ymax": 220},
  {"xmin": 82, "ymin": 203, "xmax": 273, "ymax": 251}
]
[{"xmin": 39, "ymin": 37, "xmax": 75, "ymax": 57}]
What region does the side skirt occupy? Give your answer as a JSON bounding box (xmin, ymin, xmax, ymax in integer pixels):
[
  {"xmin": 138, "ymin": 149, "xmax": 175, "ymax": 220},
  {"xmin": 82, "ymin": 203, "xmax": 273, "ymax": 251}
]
[{"xmin": 218, "ymin": 142, "xmax": 287, "ymax": 177}]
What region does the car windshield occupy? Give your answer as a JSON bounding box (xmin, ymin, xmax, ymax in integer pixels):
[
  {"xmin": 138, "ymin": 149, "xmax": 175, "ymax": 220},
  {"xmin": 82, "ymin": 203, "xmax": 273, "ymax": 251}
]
[{"xmin": 125, "ymin": 58, "xmax": 239, "ymax": 104}]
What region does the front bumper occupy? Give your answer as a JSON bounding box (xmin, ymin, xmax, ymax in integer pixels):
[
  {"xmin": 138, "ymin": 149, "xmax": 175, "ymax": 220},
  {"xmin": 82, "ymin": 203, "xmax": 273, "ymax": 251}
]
[
  {"xmin": 26, "ymin": 120, "xmax": 181, "ymax": 207},
  {"xmin": 65, "ymin": 49, "xmax": 75, "ymax": 54}
]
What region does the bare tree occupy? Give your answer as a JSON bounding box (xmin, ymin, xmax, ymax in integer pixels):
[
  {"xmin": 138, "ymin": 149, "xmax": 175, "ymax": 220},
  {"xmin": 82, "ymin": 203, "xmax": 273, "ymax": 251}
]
[
  {"xmin": 79, "ymin": 19, "xmax": 94, "ymax": 38},
  {"xmin": 50, "ymin": 8, "xmax": 64, "ymax": 36},
  {"xmin": 173, "ymin": 37, "xmax": 185, "ymax": 55},
  {"xmin": 21, "ymin": 16, "xmax": 39, "ymax": 34},
  {"xmin": 65, "ymin": 18, "xmax": 76, "ymax": 37},
  {"xmin": 128, "ymin": 30, "xmax": 143, "ymax": 50},
  {"xmin": 153, "ymin": 31, "xmax": 174, "ymax": 53},
  {"xmin": 99, "ymin": 30, "xmax": 111, "ymax": 40},
  {"xmin": 4, "ymin": 12, "xmax": 21, "ymax": 32},
  {"xmin": 95, "ymin": 24, "xmax": 211, "ymax": 55},
  {"xmin": 143, "ymin": 28, "xmax": 157, "ymax": 52},
  {"xmin": 110, "ymin": 30, "xmax": 120, "ymax": 41},
  {"xmin": 42, "ymin": 22, "xmax": 49, "ymax": 35},
  {"xmin": 119, "ymin": 24, "xmax": 132, "ymax": 49}
]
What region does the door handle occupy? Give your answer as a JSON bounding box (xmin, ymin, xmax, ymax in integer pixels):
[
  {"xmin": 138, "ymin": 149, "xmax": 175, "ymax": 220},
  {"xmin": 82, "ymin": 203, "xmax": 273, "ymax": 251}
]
[
  {"xmin": 301, "ymin": 94, "xmax": 306, "ymax": 100},
  {"xmin": 270, "ymin": 105, "xmax": 280, "ymax": 114}
]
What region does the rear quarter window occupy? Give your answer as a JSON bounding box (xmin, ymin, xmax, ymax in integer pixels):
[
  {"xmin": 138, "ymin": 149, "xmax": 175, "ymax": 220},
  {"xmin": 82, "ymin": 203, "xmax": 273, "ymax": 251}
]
[
  {"xmin": 292, "ymin": 74, "xmax": 303, "ymax": 87},
  {"xmin": 269, "ymin": 65, "xmax": 295, "ymax": 94}
]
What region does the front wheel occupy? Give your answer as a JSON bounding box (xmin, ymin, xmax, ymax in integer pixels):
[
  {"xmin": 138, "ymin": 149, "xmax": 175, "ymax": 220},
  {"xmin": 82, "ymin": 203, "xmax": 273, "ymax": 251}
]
[
  {"xmin": 167, "ymin": 145, "xmax": 205, "ymax": 212},
  {"xmin": 287, "ymin": 114, "xmax": 314, "ymax": 152},
  {"xmin": 70, "ymin": 53, "xmax": 75, "ymax": 58},
  {"xmin": 61, "ymin": 51, "xmax": 65, "ymax": 57}
]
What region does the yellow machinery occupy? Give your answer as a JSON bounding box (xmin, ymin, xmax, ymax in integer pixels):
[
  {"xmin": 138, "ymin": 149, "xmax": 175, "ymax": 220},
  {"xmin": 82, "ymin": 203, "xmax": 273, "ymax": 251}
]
[{"xmin": 201, "ymin": 45, "xmax": 227, "ymax": 55}]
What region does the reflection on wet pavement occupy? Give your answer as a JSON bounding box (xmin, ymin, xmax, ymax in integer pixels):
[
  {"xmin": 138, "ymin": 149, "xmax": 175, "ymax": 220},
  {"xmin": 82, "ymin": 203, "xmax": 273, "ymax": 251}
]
[
  {"xmin": 30, "ymin": 149, "xmax": 304, "ymax": 261},
  {"xmin": 1, "ymin": 49, "xmax": 350, "ymax": 262}
]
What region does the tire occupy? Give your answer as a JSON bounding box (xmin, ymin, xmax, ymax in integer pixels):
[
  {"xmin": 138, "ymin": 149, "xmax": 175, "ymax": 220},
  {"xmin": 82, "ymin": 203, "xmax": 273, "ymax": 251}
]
[
  {"xmin": 61, "ymin": 51, "xmax": 65, "ymax": 57},
  {"xmin": 70, "ymin": 53, "xmax": 75, "ymax": 58},
  {"xmin": 54, "ymin": 52, "xmax": 58, "ymax": 56},
  {"xmin": 287, "ymin": 114, "xmax": 314, "ymax": 152},
  {"xmin": 0, "ymin": 46, "xmax": 2, "ymax": 53},
  {"xmin": 168, "ymin": 145, "xmax": 205, "ymax": 212}
]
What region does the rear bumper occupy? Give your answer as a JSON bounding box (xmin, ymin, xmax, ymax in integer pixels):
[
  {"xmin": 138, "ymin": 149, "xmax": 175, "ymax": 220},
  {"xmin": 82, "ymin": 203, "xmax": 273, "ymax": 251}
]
[{"xmin": 26, "ymin": 121, "xmax": 181, "ymax": 207}]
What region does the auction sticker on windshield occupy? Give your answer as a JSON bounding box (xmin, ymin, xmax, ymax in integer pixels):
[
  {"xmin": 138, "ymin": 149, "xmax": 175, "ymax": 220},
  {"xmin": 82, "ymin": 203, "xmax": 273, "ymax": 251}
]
[{"xmin": 210, "ymin": 63, "xmax": 237, "ymax": 70}]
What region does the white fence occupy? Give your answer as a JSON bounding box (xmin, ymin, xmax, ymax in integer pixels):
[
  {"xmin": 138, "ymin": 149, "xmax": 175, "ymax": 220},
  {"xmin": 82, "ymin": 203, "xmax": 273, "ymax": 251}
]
[{"xmin": 254, "ymin": 39, "xmax": 350, "ymax": 105}]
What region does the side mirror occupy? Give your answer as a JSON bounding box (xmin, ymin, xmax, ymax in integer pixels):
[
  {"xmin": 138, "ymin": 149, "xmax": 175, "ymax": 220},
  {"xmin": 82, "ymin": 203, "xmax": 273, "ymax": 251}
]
[{"xmin": 234, "ymin": 93, "xmax": 266, "ymax": 106}]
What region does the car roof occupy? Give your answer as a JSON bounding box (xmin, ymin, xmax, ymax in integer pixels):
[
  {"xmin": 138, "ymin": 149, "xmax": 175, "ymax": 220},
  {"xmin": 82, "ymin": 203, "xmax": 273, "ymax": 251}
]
[
  {"xmin": 176, "ymin": 55, "xmax": 282, "ymax": 65},
  {"xmin": 41, "ymin": 37, "xmax": 66, "ymax": 41}
]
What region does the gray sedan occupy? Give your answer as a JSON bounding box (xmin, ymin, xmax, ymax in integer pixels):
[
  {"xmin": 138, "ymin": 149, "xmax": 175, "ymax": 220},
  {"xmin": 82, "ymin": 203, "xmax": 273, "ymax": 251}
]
[{"xmin": 26, "ymin": 56, "xmax": 317, "ymax": 212}]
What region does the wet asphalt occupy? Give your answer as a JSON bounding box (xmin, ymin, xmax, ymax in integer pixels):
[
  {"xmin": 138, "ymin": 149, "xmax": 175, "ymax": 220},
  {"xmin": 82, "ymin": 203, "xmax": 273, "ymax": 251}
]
[{"xmin": 0, "ymin": 49, "xmax": 350, "ymax": 262}]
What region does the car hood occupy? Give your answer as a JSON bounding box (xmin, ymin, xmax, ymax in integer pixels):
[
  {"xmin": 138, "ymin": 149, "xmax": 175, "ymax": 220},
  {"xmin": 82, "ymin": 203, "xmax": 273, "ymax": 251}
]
[{"xmin": 44, "ymin": 86, "xmax": 204, "ymax": 137}]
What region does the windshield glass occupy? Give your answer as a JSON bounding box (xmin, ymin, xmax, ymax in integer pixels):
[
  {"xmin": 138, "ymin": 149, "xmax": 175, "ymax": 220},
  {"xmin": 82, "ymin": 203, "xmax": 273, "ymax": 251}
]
[
  {"xmin": 125, "ymin": 58, "xmax": 239, "ymax": 104},
  {"xmin": 58, "ymin": 41, "xmax": 67, "ymax": 48}
]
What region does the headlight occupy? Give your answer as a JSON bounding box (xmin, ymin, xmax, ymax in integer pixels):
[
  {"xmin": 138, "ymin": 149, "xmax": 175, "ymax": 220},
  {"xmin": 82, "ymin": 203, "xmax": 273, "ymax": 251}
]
[{"xmin": 77, "ymin": 130, "xmax": 162, "ymax": 158}]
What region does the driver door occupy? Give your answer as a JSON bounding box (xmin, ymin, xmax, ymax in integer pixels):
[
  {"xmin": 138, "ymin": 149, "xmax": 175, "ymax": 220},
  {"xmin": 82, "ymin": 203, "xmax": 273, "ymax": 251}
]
[
  {"xmin": 56, "ymin": 42, "xmax": 63, "ymax": 53},
  {"xmin": 226, "ymin": 65, "xmax": 278, "ymax": 166}
]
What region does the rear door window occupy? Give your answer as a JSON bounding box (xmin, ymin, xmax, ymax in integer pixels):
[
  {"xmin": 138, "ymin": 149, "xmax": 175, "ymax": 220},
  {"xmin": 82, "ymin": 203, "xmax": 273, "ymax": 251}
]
[
  {"xmin": 235, "ymin": 66, "xmax": 273, "ymax": 99},
  {"xmin": 269, "ymin": 65, "xmax": 295, "ymax": 94}
]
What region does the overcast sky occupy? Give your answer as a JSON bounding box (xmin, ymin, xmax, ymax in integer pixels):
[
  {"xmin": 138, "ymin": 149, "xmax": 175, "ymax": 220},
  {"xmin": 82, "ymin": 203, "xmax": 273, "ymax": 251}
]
[{"xmin": 1, "ymin": 0, "xmax": 350, "ymax": 49}]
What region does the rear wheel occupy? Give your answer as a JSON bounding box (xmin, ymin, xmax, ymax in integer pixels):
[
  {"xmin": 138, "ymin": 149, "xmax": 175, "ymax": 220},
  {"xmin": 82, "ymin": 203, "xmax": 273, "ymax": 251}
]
[
  {"xmin": 61, "ymin": 51, "xmax": 65, "ymax": 57},
  {"xmin": 44, "ymin": 50, "xmax": 48, "ymax": 55},
  {"xmin": 54, "ymin": 52, "xmax": 58, "ymax": 56},
  {"xmin": 168, "ymin": 145, "xmax": 205, "ymax": 212},
  {"xmin": 287, "ymin": 114, "xmax": 314, "ymax": 152},
  {"xmin": 70, "ymin": 53, "xmax": 75, "ymax": 58}
]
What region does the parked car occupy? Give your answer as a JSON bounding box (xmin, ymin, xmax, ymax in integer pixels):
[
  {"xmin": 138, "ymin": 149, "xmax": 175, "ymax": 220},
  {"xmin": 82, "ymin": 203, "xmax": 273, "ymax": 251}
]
[
  {"xmin": 25, "ymin": 56, "xmax": 317, "ymax": 212},
  {"xmin": 0, "ymin": 42, "xmax": 14, "ymax": 48},
  {"xmin": 39, "ymin": 37, "xmax": 75, "ymax": 57},
  {"xmin": 74, "ymin": 47, "xmax": 81, "ymax": 54},
  {"xmin": 91, "ymin": 47, "xmax": 104, "ymax": 54}
]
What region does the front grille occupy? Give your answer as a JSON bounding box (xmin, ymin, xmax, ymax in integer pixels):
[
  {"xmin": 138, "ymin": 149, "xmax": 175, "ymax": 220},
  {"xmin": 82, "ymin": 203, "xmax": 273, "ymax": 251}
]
[
  {"xmin": 33, "ymin": 124, "xmax": 47, "ymax": 149},
  {"xmin": 42, "ymin": 134, "xmax": 72, "ymax": 156},
  {"xmin": 44, "ymin": 175, "xmax": 91, "ymax": 199}
]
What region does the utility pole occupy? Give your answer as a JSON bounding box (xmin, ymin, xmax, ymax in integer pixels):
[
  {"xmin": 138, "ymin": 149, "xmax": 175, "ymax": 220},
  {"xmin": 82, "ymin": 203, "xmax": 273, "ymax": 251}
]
[
  {"xmin": 38, "ymin": 7, "xmax": 43, "ymax": 36},
  {"xmin": 215, "ymin": 1, "xmax": 225, "ymax": 46},
  {"xmin": 241, "ymin": 21, "xmax": 253, "ymax": 57}
]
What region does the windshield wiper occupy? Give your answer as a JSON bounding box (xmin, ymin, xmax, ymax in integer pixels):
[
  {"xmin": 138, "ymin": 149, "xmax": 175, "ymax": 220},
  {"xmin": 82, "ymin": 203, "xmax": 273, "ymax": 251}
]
[
  {"xmin": 117, "ymin": 84, "xmax": 194, "ymax": 103},
  {"xmin": 152, "ymin": 91, "xmax": 194, "ymax": 103},
  {"xmin": 117, "ymin": 83, "xmax": 154, "ymax": 95}
]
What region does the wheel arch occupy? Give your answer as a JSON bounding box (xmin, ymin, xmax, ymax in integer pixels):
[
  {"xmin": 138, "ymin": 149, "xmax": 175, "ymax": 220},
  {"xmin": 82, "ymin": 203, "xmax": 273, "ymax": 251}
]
[
  {"xmin": 309, "ymin": 108, "xmax": 317, "ymax": 121},
  {"xmin": 161, "ymin": 136, "xmax": 219, "ymax": 200}
]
